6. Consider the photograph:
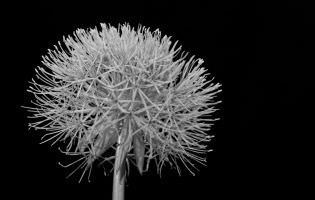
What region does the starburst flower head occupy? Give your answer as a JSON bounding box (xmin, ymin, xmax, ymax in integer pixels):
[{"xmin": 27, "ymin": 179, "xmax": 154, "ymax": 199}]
[{"xmin": 25, "ymin": 23, "xmax": 222, "ymax": 182}]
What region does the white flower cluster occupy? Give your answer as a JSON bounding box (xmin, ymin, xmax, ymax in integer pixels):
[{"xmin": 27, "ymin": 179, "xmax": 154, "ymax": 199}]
[{"xmin": 25, "ymin": 23, "xmax": 222, "ymax": 182}]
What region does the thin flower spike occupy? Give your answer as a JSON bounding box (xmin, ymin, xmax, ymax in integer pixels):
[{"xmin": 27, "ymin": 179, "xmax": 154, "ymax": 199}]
[{"xmin": 24, "ymin": 23, "xmax": 221, "ymax": 189}]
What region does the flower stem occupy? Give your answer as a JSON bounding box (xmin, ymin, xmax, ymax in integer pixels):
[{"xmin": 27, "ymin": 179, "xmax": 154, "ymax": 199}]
[{"xmin": 112, "ymin": 134, "xmax": 127, "ymax": 200}]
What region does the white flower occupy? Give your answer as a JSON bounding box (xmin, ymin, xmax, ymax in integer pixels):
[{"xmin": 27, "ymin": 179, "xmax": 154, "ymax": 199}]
[{"xmin": 24, "ymin": 23, "xmax": 222, "ymax": 182}]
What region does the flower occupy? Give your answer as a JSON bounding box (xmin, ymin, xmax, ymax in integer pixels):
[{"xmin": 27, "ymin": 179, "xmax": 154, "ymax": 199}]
[{"xmin": 24, "ymin": 23, "xmax": 222, "ymax": 182}]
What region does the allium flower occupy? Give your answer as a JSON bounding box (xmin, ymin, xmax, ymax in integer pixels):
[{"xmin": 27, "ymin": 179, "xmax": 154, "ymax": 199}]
[{"xmin": 24, "ymin": 23, "xmax": 221, "ymax": 200}]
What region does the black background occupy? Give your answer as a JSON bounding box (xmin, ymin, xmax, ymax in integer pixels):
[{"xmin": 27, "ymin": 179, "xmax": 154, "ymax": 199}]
[{"xmin": 6, "ymin": 0, "xmax": 313, "ymax": 199}]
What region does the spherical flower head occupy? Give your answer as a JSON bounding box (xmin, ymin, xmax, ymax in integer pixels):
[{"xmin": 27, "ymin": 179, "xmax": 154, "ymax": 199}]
[{"xmin": 25, "ymin": 23, "xmax": 222, "ymax": 182}]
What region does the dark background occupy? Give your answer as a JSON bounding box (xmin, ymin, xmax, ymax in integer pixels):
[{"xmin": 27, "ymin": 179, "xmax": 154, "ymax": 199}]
[{"xmin": 6, "ymin": 0, "xmax": 313, "ymax": 199}]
